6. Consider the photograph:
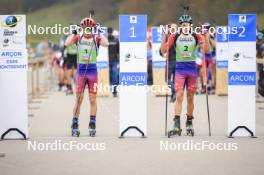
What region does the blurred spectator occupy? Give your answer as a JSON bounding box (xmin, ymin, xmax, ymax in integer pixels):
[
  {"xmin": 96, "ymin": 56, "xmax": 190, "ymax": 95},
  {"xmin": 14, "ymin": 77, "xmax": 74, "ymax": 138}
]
[
  {"xmin": 257, "ymin": 31, "xmax": 264, "ymax": 97},
  {"xmin": 108, "ymin": 27, "xmax": 119, "ymax": 97},
  {"xmin": 147, "ymin": 39, "xmax": 153, "ymax": 85},
  {"xmin": 257, "ymin": 32, "xmax": 264, "ymax": 58}
]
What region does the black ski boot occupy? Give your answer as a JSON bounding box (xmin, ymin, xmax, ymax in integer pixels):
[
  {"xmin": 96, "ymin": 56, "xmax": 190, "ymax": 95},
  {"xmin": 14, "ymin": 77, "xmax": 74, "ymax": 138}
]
[
  {"xmin": 168, "ymin": 116, "xmax": 182, "ymax": 138},
  {"xmin": 186, "ymin": 115, "xmax": 194, "ymax": 136},
  {"xmin": 71, "ymin": 117, "xmax": 80, "ymax": 137},
  {"xmin": 66, "ymin": 84, "xmax": 73, "ymax": 95},
  {"xmin": 170, "ymin": 94, "xmax": 176, "ymax": 103},
  {"xmin": 89, "ymin": 117, "xmax": 96, "ymax": 137}
]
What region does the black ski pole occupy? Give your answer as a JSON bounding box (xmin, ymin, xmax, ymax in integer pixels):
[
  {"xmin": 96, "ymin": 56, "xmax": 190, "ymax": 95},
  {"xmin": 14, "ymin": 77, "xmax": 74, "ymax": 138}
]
[
  {"xmin": 202, "ymin": 38, "xmax": 212, "ymax": 136},
  {"xmin": 165, "ymin": 48, "xmax": 169, "ymax": 136},
  {"xmin": 206, "ymin": 87, "xmax": 211, "ymax": 136}
]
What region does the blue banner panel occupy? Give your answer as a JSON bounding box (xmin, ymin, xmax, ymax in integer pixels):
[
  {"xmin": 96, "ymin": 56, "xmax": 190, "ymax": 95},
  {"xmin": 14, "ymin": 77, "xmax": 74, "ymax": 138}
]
[
  {"xmin": 120, "ymin": 72, "xmax": 147, "ymax": 86},
  {"xmin": 228, "ymin": 14, "xmax": 256, "ymax": 42},
  {"xmin": 119, "ymin": 15, "xmax": 147, "ymax": 42},
  {"xmin": 216, "ymin": 60, "xmax": 228, "ymax": 68},
  {"xmin": 228, "ymin": 72, "xmax": 256, "ymax": 85},
  {"xmin": 152, "ymin": 27, "xmax": 163, "ymax": 43}
]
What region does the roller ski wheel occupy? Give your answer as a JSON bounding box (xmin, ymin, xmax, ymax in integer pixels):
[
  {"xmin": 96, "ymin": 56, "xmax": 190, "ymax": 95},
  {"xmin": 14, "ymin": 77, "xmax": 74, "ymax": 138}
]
[
  {"xmin": 72, "ymin": 129, "xmax": 80, "ymax": 137},
  {"xmin": 186, "ymin": 127, "xmax": 194, "ymax": 136},
  {"xmin": 89, "ymin": 122, "xmax": 96, "ymax": 137},
  {"xmin": 71, "ymin": 118, "xmax": 80, "ymax": 137},
  {"xmin": 168, "ymin": 128, "xmax": 182, "ymax": 138}
]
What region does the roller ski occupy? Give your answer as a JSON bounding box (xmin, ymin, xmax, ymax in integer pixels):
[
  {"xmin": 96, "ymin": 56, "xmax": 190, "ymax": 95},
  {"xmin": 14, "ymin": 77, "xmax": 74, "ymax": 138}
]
[
  {"xmin": 168, "ymin": 116, "xmax": 182, "ymax": 138},
  {"xmin": 71, "ymin": 117, "xmax": 80, "ymax": 137},
  {"xmin": 89, "ymin": 118, "xmax": 96, "ymax": 137},
  {"xmin": 186, "ymin": 116, "xmax": 194, "ymax": 136},
  {"xmin": 66, "ymin": 89, "xmax": 74, "ymax": 95}
]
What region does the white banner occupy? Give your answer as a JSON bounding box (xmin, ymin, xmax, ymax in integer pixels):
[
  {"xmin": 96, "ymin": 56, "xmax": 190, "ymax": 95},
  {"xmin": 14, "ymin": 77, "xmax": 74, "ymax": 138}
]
[
  {"xmin": 0, "ymin": 36, "xmax": 26, "ymax": 50},
  {"xmin": 0, "ymin": 50, "xmax": 28, "ymax": 72},
  {"xmin": 0, "ymin": 15, "xmax": 28, "ymax": 139},
  {"xmin": 228, "ymin": 14, "xmax": 256, "ymax": 137},
  {"xmin": 119, "ymin": 15, "xmax": 147, "ymax": 137}
]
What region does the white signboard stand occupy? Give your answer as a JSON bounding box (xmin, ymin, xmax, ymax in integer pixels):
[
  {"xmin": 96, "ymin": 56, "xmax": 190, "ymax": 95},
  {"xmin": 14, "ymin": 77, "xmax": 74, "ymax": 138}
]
[
  {"xmin": 0, "ymin": 15, "xmax": 28, "ymax": 140},
  {"xmin": 119, "ymin": 15, "xmax": 147, "ymax": 137},
  {"xmin": 228, "ymin": 14, "xmax": 256, "ymax": 137}
]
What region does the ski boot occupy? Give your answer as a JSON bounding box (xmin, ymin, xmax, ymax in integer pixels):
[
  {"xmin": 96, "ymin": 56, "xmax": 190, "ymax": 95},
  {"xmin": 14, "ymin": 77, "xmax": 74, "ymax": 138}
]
[
  {"xmin": 186, "ymin": 116, "xmax": 194, "ymax": 136},
  {"xmin": 71, "ymin": 117, "xmax": 80, "ymax": 137},
  {"xmin": 168, "ymin": 116, "xmax": 182, "ymax": 138},
  {"xmin": 89, "ymin": 118, "xmax": 96, "ymax": 137},
  {"xmin": 66, "ymin": 85, "xmax": 73, "ymax": 95},
  {"xmin": 170, "ymin": 94, "xmax": 176, "ymax": 103},
  {"xmin": 58, "ymin": 83, "xmax": 63, "ymax": 91}
]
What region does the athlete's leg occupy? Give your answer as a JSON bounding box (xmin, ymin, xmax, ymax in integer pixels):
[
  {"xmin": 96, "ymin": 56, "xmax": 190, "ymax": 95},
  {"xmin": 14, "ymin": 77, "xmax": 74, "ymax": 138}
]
[
  {"xmin": 175, "ymin": 90, "xmax": 184, "ymax": 116},
  {"xmin": 87, "ymin": 72, "xmax": 98, "ymax": 137},
  {"xmin": 185, "ymin": 73, "xmax": 197, "ymax": 136},
  {"xmin": 186, "ymin": 74, "xmax": 197, "ymax": 116},
  {"xmin": 66, "ymin": 67, "xmax": 74, "ymax": 92},
  {"xmin": 89, "ymin": 93, "xmax": 97, "ymax": 116},
  {"xmin": 58, "ymin": 67, "xmax": 64, "ymax": 90},
  {"xmin": 87, "ymin": 71, "xmax": 98, "ymax": 116},
  {"xmin": 110, "ymin": 62, "xmax": 119, "ymax": 96},
  {"xmin": 210, "ymin": 59, "xmax": 216, "ymax": 92},
  {"xmin": 71, "ymin": 74, "xmax": 85, "ymax": 136},
  {"xmin": 73, "ymin": 75, "xmax": 86, "ymax": 117},
  {"xmin": 187, "ymin": 91, "xmax": 195, "ymax": 116},
  {"xmin": 174, "ymin": 73, "xmax": 186, "ymax": 116}
]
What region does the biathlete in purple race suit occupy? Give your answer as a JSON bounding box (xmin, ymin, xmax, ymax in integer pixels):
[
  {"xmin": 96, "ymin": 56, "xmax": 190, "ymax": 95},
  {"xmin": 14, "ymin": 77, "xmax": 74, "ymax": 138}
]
[
  {"xmin": 163, "ymin": 14, "xmax": 210, "ymax": 136},
  {"xmin": 203, "ymin": 22, "xmax": 216, "ymax": 94},
  {"xmin": 65, "ymin": 17, "xmax": 109, "ymax": 137}
]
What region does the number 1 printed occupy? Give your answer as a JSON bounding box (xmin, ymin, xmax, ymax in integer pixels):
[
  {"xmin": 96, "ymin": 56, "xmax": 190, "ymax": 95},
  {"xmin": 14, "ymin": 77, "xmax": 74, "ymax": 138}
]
[{"xmin": 130, "ymin": 27, "xmax": 136, "ymax": 38}]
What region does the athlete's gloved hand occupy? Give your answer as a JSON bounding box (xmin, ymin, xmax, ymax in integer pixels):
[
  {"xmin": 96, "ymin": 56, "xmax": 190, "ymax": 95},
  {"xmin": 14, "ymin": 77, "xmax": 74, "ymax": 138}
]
[{"xmin": 164, "ymin": 24, "xmax": 171, "ymax": 37}]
